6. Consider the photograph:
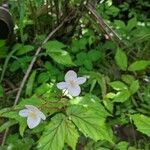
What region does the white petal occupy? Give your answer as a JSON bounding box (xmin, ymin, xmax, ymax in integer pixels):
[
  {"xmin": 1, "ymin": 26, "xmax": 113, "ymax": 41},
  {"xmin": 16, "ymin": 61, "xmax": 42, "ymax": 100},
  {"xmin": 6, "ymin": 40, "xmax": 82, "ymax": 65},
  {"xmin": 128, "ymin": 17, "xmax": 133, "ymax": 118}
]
[
  {"xmin": 19, "ymin": 109, "xmax": 29, "ymax": 117},
  {"xmin": 56, "ymin": 82, "xmax": 67, "ymax": 90},
  {"xmin": 65, "ymin": 70, "xmax": 77, "ymax": 82},
  {"xmin": 68, "ymin": 84, "xmax": 81, "ymax": 96},
  {"xmin": 77, "ymin": 77, "xmax": 86, "ymax": 84},
  {"xmin": 25, "ymin": 105, "xmax": 39, "ymax": 111},
  {"xmin": 27, "ymin": 116, "xmax": 41, "ymax": 129},
  {"xmin": 39, "ymin": 111, "xmax": 46, "ymax": 120}
]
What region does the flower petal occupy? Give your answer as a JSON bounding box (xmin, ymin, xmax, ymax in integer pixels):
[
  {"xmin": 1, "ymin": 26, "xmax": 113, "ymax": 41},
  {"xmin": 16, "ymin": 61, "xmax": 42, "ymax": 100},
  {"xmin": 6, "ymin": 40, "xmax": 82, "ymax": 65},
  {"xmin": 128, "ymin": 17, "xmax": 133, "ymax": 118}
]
[
  {"xmin": 56, "ymin": 82, "xmax": 67, "ymax": 90},
  {"xmin": 27, "ymin": 116, "xmax": 41, "ymax": 129},
  {"xmin": 77, "ymin": 77, "xmax": 86, "ymax": 84},
  {"xmin": 39, "ymin": 111, "xmax": 46, "ymax": 120},
  {"xmin": 25, "ymin": 105, "xmax": 39, "ymax": 111},
  {"xmin": 19, "ymin": 109, "xmax": 29, "ymax": 117},
  {"xmin": 65, "ymin": 70, "xmax": 77, "ymax": 82},
  {"xmin": 68, "ymin": 84, "xmax": 81, "ymax": 96}
]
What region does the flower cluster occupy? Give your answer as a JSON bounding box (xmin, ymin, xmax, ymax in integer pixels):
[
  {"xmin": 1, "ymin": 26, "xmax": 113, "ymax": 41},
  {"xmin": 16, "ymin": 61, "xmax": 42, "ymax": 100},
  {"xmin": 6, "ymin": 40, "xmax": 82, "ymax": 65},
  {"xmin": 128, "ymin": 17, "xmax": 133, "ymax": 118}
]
[{"xmin": 19, "ymin": 70, "xmax": 86, "ymax": 129}]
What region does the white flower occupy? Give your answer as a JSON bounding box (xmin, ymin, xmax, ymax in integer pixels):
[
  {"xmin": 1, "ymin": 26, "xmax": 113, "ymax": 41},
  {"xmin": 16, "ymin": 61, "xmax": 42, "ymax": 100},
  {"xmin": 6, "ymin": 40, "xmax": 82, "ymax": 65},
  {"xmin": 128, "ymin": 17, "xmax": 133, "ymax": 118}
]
[
  {"xmin": 19, "ymin": 105, "xmax": 46, "ymax": 129},
  {"xmin": 57, "ymin": 70, "xmax": 86, "ymax": 96}
]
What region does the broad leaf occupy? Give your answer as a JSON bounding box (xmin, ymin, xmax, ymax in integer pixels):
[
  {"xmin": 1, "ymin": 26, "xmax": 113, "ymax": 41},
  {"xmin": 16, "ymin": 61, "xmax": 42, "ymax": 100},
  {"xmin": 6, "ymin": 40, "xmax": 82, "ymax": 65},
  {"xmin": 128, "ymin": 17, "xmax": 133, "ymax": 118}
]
[
  {"xmin": 70, "ymin": 94, "xmax": 110, "ymax": 118},
  {"xmin": 113, "ymin": 90, "xmax": 131, "ymax": 103},
  {"xmin": 109, "ymin": 81, "xmax": 128, "ymax": 91},
  {"xmin": 132, "ymin": 114, "xmax": 150, "ymax": 137},
  {"xmin": 38, "ymin": 114, "xmax": 79, "ymax": 150},
  {"xmin": 128, "ymin": 60, "xmax": 150, "ymax": 71},
  {"xmin": 115, "ymin": 48, "xmax": 128, "ymax": 71},
  {"xmin": 129, "ymin": 80, "xmax": 139, "ymax": 95},
  {"xmin": 67, "ymin": 105, "xmax": 113, "ymax": 142},
  {"xmin": 44, "ymin": 40, "xmax": 74, "ymax": 66}
]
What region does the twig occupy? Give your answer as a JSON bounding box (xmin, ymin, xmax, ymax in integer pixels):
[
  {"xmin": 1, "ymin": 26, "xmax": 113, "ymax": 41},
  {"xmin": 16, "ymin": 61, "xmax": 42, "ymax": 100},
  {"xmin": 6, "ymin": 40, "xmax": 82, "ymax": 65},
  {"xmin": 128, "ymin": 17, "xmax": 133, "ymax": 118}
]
[{"xmin": 85, "ymin": 3, "xmax": 124, "ymax": 46}]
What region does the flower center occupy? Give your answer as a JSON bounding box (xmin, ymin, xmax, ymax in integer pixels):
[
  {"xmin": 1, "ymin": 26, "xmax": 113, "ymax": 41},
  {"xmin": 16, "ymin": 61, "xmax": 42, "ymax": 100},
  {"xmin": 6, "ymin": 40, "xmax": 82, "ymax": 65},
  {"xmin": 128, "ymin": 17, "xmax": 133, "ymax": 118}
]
[
  {"xmin": 69, "ymin": 80, "xmax": 76, "ymax": 87},
  {"xmin": 29, "ymin": 111, "xmax": 37, "ymax": 119}
]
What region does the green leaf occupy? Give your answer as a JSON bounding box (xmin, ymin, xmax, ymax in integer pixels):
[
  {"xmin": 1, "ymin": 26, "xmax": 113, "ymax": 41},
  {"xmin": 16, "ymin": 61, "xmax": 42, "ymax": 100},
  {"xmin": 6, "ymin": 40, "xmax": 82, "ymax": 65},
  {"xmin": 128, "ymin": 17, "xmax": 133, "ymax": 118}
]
[
  {"xmin": 67, "ymin": 105, "xmax": 113, "ymax": 142},
  {"xmin": 127, "ymin": 17, "xmax": 137, "ymax": 31},
  {"xmin": 87, "ymin": 50, "xmax": 101, "ymax": 62},
  {"xmin": 132, "ymin": 114, "xmax": 150, "ymax": 137},
  {"xmin": 128, "ymin": 60, "xmax": 150, "ymax": 71},
  {"xmin": 109, "ymin": 81, "xmax": 128, "ymax": 91},
  {"xmin": 50, "ymin": 52, "xmax": 75, "ymax": 66},
  {"xmin": 25, "ymin": 71, "xmax": 36, "ymax": 96},
  {"xmin": 38, "ymin": 114, "xmax": 79, "ymax": 150},
  {"xmin": 121, "ymin": 74, "xmax": 135, "ymax": 84},
  {"xmin": 1, "ymin": 111, "xmax": 26, "ymax": 136},
  {"xmin": 113, "ymin": 90, "xmax": 131, "ymax": 103},
  {"xmin": 0, "ymin": 120, "xmax": 18, "ymax": 132},
  {"xmin": 0, "ymin": 84, "xmax": 4, "ymax": 97},
  {"xmin": 116, "ymin": 141, "xmax": 128, "ymax": 150},
  {"xmin": 38, "ymin": 72, "xmax": 50, "ymax": 83},
  {"xmin": 70, "ymin": 94, "xmax": 110, "ymax": 118},
  {"xmin": 44, "ymin": 40, "xmax": 74, "ymax": 66},
  {"xmin": 129, "ymin": 80, "xmax": 139, "ymax": 95},
  {"xmin": 115, "ymin": 48, "xmax": 128, "ymax": 71},
  {"xmin": 16, "ymin": 45, "xmax": 34, "ymax": 55}
]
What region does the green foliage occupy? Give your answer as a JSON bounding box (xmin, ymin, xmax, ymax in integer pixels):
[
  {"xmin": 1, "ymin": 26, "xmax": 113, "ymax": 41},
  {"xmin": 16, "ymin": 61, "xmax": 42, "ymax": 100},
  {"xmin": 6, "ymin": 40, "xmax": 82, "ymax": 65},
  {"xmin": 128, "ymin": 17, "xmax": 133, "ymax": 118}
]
[
  {"xmin": 128, "ymin": 60, "xmax": 150, "ymax": 71},
  {"xmin": 0, "ymin": 0, "xmax": 150, "ymax": 149},
  {"xmin": 44, "ymin": 41, "xmax": 75, "ymax": 66},
  {"xmin": 115, "ymin": 48, "xmax": 128, "ymax": 71},
  {"xmin": 132, "ymin": 114, "xmax": 150, "ymax": 136}
]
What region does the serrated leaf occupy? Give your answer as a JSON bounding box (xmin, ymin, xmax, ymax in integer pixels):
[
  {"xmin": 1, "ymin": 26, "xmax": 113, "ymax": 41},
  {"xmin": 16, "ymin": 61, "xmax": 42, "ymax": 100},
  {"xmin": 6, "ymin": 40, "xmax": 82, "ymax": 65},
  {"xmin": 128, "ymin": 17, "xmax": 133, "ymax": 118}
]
[
  {"xmin": 113, "ymin": 90, "xmax": 131, "ymax": 102},
  {"xmin": 115, "ymin": 48, "xmax": 128, "ymax": 71},
  {"xmin": 132, "ymin": 114, "xmax": 150, "ymax": 136},
  {"xmin": 38, "ymin": 114, "xmax": 79, "ymax": 150},
  {"xmin": 44, "ymin": 41, "xmax": 74, "ymax": 66},
  {"xmin": 129, "ymin": 80, "xmax": 139, "ymax": 95},
  {"xmin": 67, "ymin": 105, "xmax": 113, "ymax": 142},
  {"xmin": 70, "ymin": 94, "xmax": 110, "ymax": 118},
  {"xmin": 128, "ymin": 60, "xmax": 150, "ymax": 71},
  {"xmin": 26, "ymin": 71, "xmax": 36, "ymax": 96},
  {"xmin": 109, "ymin": 81, "xmax": 128, "ymax": 91}
]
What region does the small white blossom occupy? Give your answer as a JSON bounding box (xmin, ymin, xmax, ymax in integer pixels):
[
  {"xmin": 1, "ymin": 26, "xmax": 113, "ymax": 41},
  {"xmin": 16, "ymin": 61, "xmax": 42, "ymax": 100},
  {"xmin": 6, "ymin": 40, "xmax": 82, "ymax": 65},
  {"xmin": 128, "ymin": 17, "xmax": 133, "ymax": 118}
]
[
  {"xmin": 57, "ymin": 70, "xmax": 86, "ymax": 96},
  {"xmin": 19, "ymin": 105, "xmax": 46, "ymax": 129}
]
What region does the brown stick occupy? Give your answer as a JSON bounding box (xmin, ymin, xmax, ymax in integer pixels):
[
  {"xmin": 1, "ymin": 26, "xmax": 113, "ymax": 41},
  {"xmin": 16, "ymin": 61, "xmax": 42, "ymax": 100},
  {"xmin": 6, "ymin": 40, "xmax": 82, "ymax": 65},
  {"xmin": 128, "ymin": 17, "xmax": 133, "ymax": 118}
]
[{"xmin": 85, "ymin": 3, "xmax": 124, "ymax": 46}]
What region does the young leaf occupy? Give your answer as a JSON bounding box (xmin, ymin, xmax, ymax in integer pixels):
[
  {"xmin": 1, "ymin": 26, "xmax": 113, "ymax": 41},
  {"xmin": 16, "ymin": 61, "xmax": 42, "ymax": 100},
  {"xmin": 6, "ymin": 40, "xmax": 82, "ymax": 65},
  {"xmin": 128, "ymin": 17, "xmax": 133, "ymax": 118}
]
[
  {"xmin": 25, "ymin": 70, "xmax": 36, "ymax": 96},
  {"xmin": 113, "ymin": 90, "xmax": 131, "ymax": 103},
  {"xmin": 67, "ymin": 105, "xmax": 113, "ymax": 142},
  {"xmin": 132, "ymin": 114, "xmax": 150, "ymax": 137},
  {"xmin": 128, "ymin": 60, "xmax": 150, "ymax": 71},
  {"xmin": 115, "ymin": 48, "xmax": 128, "ymax": 71},
  {"xmin": 109, "ymin": 81, "xmax": 128, "ymax": 91},
  {"xmin": 38, "ymin": 114, "xmax": 79, "ymax": 150},
  {"xmin": 129, "ymin": 80, "xmax": 139, "ymax": 95}
]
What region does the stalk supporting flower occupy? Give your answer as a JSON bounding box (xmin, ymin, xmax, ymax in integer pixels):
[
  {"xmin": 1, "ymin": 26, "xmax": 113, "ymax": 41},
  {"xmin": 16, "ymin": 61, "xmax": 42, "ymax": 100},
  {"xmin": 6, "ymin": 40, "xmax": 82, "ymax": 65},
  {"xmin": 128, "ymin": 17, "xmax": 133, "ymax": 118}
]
[
  {"xmin": 57, "ymin": 70, "xmax": 86, "ymax": 96},
  {"xmin": 19, "ymin": 105, "xmax": 46, "ymax": 129}
]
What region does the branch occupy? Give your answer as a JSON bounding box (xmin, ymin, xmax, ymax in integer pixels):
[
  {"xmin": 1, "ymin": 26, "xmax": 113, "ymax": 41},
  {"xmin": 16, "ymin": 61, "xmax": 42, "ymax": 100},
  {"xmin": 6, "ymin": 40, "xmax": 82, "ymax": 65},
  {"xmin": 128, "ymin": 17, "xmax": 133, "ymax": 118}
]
[{"xmin": 85, "ymin": 3, "xmax": 125, "ymax": 46}]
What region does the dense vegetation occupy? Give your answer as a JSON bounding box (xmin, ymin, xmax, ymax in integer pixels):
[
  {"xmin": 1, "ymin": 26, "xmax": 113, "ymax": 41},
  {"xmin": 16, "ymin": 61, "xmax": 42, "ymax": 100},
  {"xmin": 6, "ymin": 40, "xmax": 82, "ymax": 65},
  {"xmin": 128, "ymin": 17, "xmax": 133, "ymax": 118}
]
[{"xmin": 0, "ymin": 0, "xmax": 150, "ymax": 149}]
